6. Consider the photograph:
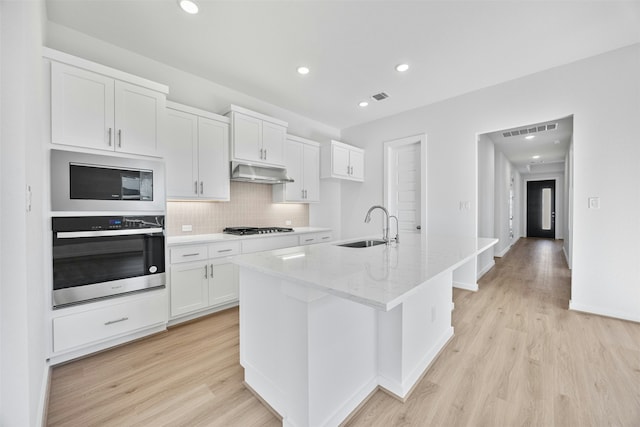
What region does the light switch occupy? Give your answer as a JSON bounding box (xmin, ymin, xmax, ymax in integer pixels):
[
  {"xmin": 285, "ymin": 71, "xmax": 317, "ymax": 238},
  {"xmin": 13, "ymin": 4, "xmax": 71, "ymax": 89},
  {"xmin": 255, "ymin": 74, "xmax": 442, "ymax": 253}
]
[
  {"xmin": 588, "ymin": 197, "xmax": 600, "ymax": 209},
  {"xmin": 181, "ymin": 225, "xmax": 193, "ymax": 232}
]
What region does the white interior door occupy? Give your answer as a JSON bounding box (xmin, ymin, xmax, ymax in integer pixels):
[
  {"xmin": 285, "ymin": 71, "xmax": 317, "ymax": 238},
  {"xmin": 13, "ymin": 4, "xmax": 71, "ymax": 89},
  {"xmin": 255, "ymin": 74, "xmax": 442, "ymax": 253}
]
[{"xmin": 385, "ymin": 135, "xmax": 426, "ymax": 237}]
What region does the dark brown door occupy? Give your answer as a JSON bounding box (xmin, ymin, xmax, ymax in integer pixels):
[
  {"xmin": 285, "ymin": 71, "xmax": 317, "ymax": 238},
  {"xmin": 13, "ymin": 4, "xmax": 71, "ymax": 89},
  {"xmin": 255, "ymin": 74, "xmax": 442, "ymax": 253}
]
[{"xmin": 527, "ymin": 180, "xmax": 555, "ymax": 238}]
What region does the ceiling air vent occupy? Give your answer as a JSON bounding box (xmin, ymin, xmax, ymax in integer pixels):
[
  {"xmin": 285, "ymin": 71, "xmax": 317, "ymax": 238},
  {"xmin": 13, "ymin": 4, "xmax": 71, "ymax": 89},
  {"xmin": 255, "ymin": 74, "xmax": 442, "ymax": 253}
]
[
  {"xmin": 371, "ymin": 92, "xmax": 389, "ymax": 101},
  {"xmin": 502, "ymin": 122, "xmax": 559, "ymax": 137}
]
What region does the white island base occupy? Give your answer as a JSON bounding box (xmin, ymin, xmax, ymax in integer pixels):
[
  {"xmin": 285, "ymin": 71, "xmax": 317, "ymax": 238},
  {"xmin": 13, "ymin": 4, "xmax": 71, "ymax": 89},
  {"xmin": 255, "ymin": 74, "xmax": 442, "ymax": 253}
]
[{"xmin": 239, "ymin": 268, "xmax": 454, "ymax": 427}]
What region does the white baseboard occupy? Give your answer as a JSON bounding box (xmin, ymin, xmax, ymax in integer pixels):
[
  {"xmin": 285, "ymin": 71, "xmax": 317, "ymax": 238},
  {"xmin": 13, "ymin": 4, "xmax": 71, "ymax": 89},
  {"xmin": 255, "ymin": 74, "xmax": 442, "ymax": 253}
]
[
  {"xmin": 38, "ymin": 362, "xmax": 51, "ymax": 427},
  {"xmin": 452, "ymin": 281, "xmax": 478, "ymax": 292},
  {"xmin": 569, "ymin": 300, "xmax": 640, "ymax": 323},
  {"xmin": 562, "ymin": 246, "xmax": 572, "ymax": 269},
  {"xmin": 476, "ymin": 260, "xmax": 495, "ymax": 280}
]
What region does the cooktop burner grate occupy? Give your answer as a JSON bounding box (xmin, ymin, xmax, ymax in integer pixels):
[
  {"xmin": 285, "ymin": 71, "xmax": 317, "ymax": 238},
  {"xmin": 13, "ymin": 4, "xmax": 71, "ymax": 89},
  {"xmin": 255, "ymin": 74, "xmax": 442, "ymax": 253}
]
[{"xmin": 223, "ymin": 226, "xmax": 294, "ymax": 236}]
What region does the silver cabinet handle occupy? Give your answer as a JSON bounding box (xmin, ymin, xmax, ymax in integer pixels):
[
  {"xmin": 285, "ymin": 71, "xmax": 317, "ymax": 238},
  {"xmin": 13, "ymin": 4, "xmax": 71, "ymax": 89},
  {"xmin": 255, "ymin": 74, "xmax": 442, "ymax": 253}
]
[
  {"xmin": 210, "ymin": 264, "xmax": 214, "ymax": 277},
  {"xmin": 194, "ymin": 181, "xmax": 198, "ymax": 195},
  {"xmin": 260, "ymin": 148, "xmax": 264, "ymax": 159},
  {"xmin": 321, "ymin": 236, "xmax": 331, "ymax": 240},
  {"xmin": 118, "ymin": 129, "xmax": 122, "ymax": 148},
  {"xmin": 204, "ymin": 265, "xmax": 208, "ymax": 279},
  {"xmin": 304, "ymin": 238, "xmax": 313, "ymax": 242},
  {"xmin": 264, "ymin": 149, "xmax": 267, "ymax": 160},
  {"xmin": 217, "ymin": 248, "xmax": 233, "ymax": 253},
  {"xmin": 181, "ymin": 253, "xmax": 201, "ymax": 257},
  {"xmin": 200, "ymin": 181, "xmax": 204, "ymax": 194},
  {"xmin": 104, "ymin": 317, "xmax": 128, "ymax": 326},
  {"xmin": 108, "ymin": 127, "xmax": 112, "ymax": 146}
]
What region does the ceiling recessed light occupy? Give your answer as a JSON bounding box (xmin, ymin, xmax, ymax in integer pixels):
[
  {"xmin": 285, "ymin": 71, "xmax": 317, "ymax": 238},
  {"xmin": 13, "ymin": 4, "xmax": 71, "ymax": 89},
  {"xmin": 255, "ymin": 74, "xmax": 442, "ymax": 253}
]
[
  {"xmin": 358, "ymin": 101, "xmax": 369, "ymax": 107},
  {"xmin": 395, "ymin": 63, "xmax": 410, "ymax": 72},
  {"xmin": 297, "ymin": 66, "xmax": 310, "ymax": 75},
  {"xmin": 532, "ymin": 155, "xmax": 541, "ymax": 159},
  {"xmin": 525, "ymin": 135, "xmax": 536, "ymax": 140},
  {"xmin": 178, "ymin": 0, "xmax": 199, "ymax": 14}
]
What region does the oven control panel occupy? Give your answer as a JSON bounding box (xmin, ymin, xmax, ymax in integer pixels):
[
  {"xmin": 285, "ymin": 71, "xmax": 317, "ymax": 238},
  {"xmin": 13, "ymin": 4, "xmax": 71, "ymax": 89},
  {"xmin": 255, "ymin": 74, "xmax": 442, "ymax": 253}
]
[{"xmin": 52, "ymin": 216, "xmax": 165, "ymax": 232}]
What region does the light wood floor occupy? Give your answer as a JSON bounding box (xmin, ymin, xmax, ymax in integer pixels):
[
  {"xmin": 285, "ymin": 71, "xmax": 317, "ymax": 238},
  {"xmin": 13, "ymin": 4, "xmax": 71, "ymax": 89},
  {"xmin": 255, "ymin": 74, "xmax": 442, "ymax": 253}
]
[{"xmin": 47, "ymin": 238, "xmax": 640, "ymax": 426}]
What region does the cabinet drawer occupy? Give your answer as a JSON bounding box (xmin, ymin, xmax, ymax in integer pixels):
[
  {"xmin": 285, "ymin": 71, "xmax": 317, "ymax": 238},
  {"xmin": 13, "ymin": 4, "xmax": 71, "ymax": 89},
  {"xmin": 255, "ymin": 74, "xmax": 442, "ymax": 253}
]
[
  {"xmin": 53, "ymin": 291, "xmax": 165, "ymax": 353},
  {"xmin": 171, "ymin": 245, "xmax": 208, "ymax": 263},
  {"xmin": 299, "ymin": 232, "xmax": 333, "ymax": 245},
  {"xmin": 208, "ymin": 241, "xmax": 241, "ymax": 258}
]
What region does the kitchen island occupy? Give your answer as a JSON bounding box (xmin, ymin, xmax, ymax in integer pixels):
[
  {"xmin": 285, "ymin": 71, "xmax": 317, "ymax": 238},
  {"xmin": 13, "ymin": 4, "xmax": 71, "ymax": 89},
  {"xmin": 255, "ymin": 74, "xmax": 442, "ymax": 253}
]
[{"xmin": 235, "ymin": 234, "xmax": 497, "ymax": 427}]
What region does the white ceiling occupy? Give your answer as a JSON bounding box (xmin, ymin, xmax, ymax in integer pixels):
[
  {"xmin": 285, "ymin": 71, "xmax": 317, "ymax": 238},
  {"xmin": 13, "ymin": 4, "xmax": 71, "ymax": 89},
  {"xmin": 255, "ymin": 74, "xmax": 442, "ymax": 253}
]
[
  {"xmin": 45, "ymin": 1, "xmax": 640, "ymax": 130},
  {"xmin": 485, "ymin": 116, "xmax": 573, "ymax": 175}
]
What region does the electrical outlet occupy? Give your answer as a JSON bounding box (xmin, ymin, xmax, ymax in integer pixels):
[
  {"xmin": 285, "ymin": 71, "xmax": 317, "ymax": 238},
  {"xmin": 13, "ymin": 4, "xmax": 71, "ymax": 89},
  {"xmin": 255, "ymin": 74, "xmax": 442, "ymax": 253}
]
[
  {"xmin": 181, "ymin": 225, "xmax": 193, "ymax": 232},
  {"xmin": 588, "ymin": 197, "xmax": 600, "ymax": 209},
  {"xmin": 285, "ymin": 220, "xmax": 292, "ymax": 226}
]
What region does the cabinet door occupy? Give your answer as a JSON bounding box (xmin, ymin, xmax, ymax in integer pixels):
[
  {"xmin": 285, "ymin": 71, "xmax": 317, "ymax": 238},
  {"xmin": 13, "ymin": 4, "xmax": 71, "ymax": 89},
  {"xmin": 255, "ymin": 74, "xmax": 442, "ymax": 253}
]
[
  {"xmin": 51, "ymin": 62, "xmax": 115, "ymax": 151},
  {"xmin": 198, "ymin": 117, "xmax": 230, "ymax": 200},
  {"xmin": 165, "ymin": 109, "xmax": 199, "ymax": 198},
  {"xmin": 303, "ymin": 144, "xmax": 320, "ymax": 201},
  {"xmin": 332, "ymin": 144, "xmax": 351, "ymax": 179},
  {"xmin": 261, "ymin": 121, "xmax": 286, "ymax": 167},
  {"xmin": 284, "ymin": 140, "xmax": 304, "ymax": 201},
  {"xmin": 170, "ymin": 261, "xmax": 209, "ymax": 317},
  {"xmin": 209, "ymin": 262, "xmax": 239, "ymax": 306},
  {"xmin": 114, "ymin": 80, "xmax": 164, "ymax": 156},
  {"xmin": 349, "ymin": 149, "xmax": 365, "ymax": 181},
  {"xmin": 232, "ymin": 112, "xmax": 262, "ymax": 163}
]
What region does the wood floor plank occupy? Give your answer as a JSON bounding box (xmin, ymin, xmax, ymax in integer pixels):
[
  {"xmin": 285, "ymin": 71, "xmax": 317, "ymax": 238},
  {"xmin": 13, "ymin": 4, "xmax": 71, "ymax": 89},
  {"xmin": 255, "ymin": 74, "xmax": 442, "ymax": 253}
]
[{"xmin": 47, "ymin": 238, "xmax": 640, "ymax": 426}]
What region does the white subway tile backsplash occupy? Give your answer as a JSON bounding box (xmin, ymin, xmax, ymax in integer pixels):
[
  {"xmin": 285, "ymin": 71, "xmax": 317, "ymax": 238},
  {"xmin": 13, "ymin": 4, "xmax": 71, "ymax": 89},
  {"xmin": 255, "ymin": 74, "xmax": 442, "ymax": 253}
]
[{"xmin": 166, "ymin": 182, "xmax": 309, "ymax": 235}]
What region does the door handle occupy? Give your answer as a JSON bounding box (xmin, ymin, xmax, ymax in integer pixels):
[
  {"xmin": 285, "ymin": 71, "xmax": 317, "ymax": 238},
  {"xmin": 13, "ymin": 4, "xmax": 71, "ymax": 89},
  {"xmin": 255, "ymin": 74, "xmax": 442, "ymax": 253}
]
[
  {"xmin": 118, "ymin": 129, "xmax": 122, "ymax": 148},
  {"xmin": 108, "ymin": 127, "xmax": 112, "ymax": 146}
]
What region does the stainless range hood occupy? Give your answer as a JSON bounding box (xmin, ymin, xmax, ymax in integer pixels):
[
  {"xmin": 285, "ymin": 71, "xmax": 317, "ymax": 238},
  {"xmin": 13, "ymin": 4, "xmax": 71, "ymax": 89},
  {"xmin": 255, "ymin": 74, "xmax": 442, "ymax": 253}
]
[{"xmin": 230, "ymin": 162, "xmax": 294, "ymax": 184}]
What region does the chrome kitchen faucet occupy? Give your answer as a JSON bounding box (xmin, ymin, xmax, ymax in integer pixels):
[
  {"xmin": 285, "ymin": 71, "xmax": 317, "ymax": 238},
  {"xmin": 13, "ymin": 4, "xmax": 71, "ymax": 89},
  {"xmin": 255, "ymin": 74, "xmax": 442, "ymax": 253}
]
[{"xmin": 364, "ymin": 205, "xmax": 390, "ymax": 243}]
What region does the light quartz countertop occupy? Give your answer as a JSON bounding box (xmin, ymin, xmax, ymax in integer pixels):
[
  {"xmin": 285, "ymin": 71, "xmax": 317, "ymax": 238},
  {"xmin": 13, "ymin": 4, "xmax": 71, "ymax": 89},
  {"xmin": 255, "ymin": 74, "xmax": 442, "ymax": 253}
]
[
  {"xmin": 166, "ymin": 227, "xmax": 332, "ymax": 246},
  {"xmin": 234, "ymin": 234, "xmax": 498, "ymax": 311}
]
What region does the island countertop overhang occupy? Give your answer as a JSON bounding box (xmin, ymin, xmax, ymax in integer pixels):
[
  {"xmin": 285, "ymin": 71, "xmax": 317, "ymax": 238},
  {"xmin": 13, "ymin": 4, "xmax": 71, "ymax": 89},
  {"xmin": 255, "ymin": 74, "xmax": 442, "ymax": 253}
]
[{"xmin": 233, "ymin": 234, "xmax": 498, "ymax": 311}]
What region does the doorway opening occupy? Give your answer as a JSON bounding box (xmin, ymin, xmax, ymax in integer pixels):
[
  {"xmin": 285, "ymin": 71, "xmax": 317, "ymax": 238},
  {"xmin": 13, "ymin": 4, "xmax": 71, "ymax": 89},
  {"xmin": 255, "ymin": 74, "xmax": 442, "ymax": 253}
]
[{"xmin": 477, "ymin": 115, "xmax": 574, "ymax": 277}]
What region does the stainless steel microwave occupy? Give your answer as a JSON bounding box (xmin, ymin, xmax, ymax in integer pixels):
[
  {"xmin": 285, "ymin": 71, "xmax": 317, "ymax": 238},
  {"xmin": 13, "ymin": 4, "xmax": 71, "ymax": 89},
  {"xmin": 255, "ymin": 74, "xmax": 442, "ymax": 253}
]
[{"xmin": 51, "ymin": 149, "xmax": 165, "ymax": 212}]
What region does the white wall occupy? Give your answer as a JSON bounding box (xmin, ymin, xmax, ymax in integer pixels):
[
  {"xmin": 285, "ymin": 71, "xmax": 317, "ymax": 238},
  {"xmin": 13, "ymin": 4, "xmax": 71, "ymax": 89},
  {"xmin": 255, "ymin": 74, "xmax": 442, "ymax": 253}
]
[
  {"xmin": 1, "ymin": 0, "xmax": 48, "ymax": 425},
  {"xmin": 564, "ymin": 138, "xmax": 574, "ymax": 268},
  {"xmin": 341, "ymin": 43, "xmax": 640, "ymax": 322},
  {"xmin": 477, "ymin": 134, "xmax": 495, "ymax": 275}
]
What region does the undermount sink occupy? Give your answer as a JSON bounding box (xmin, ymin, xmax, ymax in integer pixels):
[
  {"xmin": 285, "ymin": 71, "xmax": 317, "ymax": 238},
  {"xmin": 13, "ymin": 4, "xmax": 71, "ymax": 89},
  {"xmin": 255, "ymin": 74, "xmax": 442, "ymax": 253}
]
[{"xmin": 337, "ymin": 239, "xmax": 387, "ymax": 248}]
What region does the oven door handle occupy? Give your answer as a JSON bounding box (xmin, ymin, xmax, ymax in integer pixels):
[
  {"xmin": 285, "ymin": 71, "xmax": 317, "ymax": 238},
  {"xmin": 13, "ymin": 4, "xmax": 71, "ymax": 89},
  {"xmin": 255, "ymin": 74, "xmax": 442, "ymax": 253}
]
[{"xmin": 56, "ymin": 228, "xmax": 164, "ymax": 239}]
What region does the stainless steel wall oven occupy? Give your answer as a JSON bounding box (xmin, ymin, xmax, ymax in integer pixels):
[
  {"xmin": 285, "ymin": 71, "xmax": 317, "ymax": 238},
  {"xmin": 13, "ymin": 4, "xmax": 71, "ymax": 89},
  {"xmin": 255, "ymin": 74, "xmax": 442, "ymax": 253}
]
[{"xmin": 52, "ymin": 216, "xmax": 166, "ymax": 308}]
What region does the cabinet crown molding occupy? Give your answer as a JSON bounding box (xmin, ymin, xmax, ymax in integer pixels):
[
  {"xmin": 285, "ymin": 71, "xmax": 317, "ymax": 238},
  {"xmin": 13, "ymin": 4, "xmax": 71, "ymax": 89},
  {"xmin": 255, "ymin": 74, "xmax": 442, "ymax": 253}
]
[{"xmin": 43, "ymin": 47, "xmax": 169, "ymax": 94}]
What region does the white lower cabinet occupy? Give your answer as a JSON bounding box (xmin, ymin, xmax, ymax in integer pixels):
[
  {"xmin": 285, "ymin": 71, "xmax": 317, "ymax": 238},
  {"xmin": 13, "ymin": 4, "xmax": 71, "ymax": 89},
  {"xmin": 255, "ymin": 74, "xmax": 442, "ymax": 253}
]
[
  {"xmin": 170, "ymin": 241, "xmax": 240, "ymax": 319},
  {"xmin": 52, "ymin": 290, "xmax": 166, "ymax": 353}
]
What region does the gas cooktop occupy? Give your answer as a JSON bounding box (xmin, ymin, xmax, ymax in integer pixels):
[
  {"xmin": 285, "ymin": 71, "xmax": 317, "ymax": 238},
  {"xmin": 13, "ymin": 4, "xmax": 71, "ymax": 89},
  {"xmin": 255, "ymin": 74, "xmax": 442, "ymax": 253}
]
[{"xmin": 223, "ymin": 226, "xmax": 294, "ymax": 236}]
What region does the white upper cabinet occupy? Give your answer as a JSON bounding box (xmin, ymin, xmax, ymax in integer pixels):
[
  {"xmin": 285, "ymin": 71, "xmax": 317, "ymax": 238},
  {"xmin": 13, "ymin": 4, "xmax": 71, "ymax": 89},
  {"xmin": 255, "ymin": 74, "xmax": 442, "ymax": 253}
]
[
  {"xmin": 164, "ymin": 101, "xmax": 230, "ymax": 201},
  {"xmin": 320, "ymin": 140, "xmax": 365, "ymax": 182},
  {"xmin": 50, "ymin": 59, "xmax": 166, "ymax": 157},
  {"xmin": 226, "ymin": 105, "xmax": 287, "ymax": 167},
  {"xmin": 273, "ymin": 135, "xmax": 320, "ymax": 203}
]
